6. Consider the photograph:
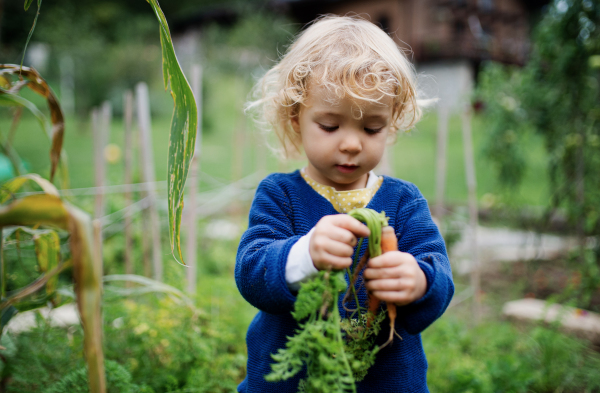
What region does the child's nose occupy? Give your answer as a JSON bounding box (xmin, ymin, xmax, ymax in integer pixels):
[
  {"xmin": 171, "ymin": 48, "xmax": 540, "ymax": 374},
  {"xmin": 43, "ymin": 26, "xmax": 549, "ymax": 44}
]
[{"xmin": 339, "ymin": 132, "xmax": 362, "ymax": 154}]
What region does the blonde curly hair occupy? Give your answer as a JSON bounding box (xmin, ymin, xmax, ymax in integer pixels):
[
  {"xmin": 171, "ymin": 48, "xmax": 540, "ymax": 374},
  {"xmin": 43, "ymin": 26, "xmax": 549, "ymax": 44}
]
[{"xmin": 247, "ymin": 14, "xmax": 424, "ymax": 159}]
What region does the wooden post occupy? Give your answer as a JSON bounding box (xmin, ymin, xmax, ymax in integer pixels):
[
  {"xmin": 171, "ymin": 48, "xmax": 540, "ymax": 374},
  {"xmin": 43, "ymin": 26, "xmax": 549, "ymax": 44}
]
[
  {"xmin": 186, "ymin": 65, "xmax": 202, "ymax": 294},
  {"xmin": 376, "ymin": 147, "xmax": 393, "ymax": 177},
  {"xmin": 136, "ymin": 82, "xmax": 163, "ymax": 282},
  {"xmin": 461, "ymin": 106, "xmax": 481, "ymax": 323},
  {"xmin": 59, "ymin": 55, "xmax": 75, "ymax": 118},
  {"xmin": 123, "ymin": 90, "xmax": 134, "ymax": 278},
  {"xmin": 434, "ymin": 106, "xmax": 449, "ymax": 220},
  {"xmin": 255, "ymin": 130, "xmax": 267, "ymax": 177},
  {"xmin": 92, "ymin": 103, "xmax": 110, "ymax": 267},
  {"xmin": 232, "ymin": 115, "xmax": 246, "ymax": 182},
  {"xmin": 576, "ymin": 125, "xmax": 585, "ymax": 261}
]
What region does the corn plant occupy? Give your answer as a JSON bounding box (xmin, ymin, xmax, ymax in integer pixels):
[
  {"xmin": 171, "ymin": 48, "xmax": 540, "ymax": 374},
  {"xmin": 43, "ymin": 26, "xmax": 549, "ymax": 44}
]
[{"xmin": 0, "ymin": 1, "xmax": 199, "ymax": 392}]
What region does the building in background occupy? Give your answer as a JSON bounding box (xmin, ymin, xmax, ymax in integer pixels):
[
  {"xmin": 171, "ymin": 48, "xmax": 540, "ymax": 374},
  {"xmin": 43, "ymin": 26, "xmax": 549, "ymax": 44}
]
[{"xmin": 273, "ymin": 0, "xmax": 549, "ymax": 110}]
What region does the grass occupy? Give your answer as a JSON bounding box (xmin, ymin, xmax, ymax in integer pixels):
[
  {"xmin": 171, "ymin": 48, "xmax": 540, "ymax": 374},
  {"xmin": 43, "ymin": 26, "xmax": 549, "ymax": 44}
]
[{"xmin": 1, "ymin": 72, "xmax": 550, "ymax": 209}]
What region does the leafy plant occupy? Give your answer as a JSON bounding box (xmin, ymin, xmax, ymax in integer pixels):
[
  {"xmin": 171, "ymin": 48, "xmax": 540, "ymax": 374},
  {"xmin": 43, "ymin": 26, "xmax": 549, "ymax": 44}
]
[
  {"xmin": 477, "ymin": 0, "xmax": 600, "ymax": 285},
  {"xmin": 424, "ymin": 317, "xmax": 600, "ymax": 392},
  {"xmin": 44, "ymin": 360, "xmax": 150, "ymax": 393},
  {"xmin": 0, "ymin": 1, "xmax": 200, "ymax": 392},
  {"xmin": 266, "ymin": 208, "xmax": 391, "ymax": 392}
]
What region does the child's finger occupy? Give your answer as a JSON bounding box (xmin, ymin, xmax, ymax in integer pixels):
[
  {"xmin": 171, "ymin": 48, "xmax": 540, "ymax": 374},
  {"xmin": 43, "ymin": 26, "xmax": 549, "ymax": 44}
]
[
  {"xmin": 326, "ymin": 226, "xmax": 358, "ymax": 247},
  {"xmin": 311, "ymin": 234, "xmax": 354, "ymax": 257},
  {"xmin": 371, "ymin": 290, "xmax": 413, "ymax": 306},
  {"xmin": 321, "ymin": 255, "xmax": 353, "ymax": 270},
  {"xmin": 322, "ymin": 240, "xmax": 355, "ymax": 258},
  {"xmin": 363, "ymin": 265, "xmax": 401, "ymax": 280},
  {"xmin": 367, "ymin": 251, "xmax": 412, "ymax": 268},
  {"xmin": 330, "ymin": 214, "xmax": 370, "ymax": 238},
  {"xmin": 364, "ymin": 278, "xmax": 402, "ymax": 292}
]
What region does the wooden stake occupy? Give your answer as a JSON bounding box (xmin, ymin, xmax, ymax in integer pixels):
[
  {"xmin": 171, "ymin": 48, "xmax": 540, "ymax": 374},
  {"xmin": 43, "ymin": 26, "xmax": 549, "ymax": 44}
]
[
  {"xmin": 376, "ymin": 147, "xmax": 394, "ymax": 177},
  {"xmin": 434, "ymin": 106, "xmax": 449, "ymax": 221},
  {"xmin": 255, "ymin": 130, "xmax": 267, "ymax": 177},
  {"xmin": 186, "ymin": 64, "xmax": 202, "ymax": 294},
  {"xmin": 461, "ymin": 106, "xmax": 481, "ymax": 323},
  {"xmin": 232, "ymin": 115, "xmax": 246, "ymax": 182},
  {"xmin": 136, "ymin": 82, "xmax": 163, "ymax": 282},
  {"xmin": 123, "ymin": 90, "xmax": 134, "ymax": 278},
  {"xmin": 92, "ymin": 103, "xmax": 110, "ymax": 266}
]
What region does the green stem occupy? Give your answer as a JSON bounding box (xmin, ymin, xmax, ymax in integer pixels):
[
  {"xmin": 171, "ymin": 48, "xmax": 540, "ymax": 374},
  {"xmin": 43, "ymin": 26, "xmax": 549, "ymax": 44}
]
[
  {"xmin": 347, "ymin": 237, "xmax": 364, "ymax": 315},
  {"xmin": 346, "ymin": 266, "xmax": 362, "ymax": 315},
  {"xmin": 0, "ymin": 228, "xmax": 4, "ymax": 299},
  {"xmin": 351, "ymin": 238, "xmax": 364, "ymax": 272},
  {"xmin": 333, "ymin": 305, "xmax": 357, "ymax": 393}
]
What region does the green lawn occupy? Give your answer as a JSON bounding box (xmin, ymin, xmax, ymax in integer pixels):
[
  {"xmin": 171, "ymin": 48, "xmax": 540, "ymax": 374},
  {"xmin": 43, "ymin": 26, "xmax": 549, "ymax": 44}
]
[{"xmin": 1, "ymin": 73, "xmax": 550, "ymax": 209}]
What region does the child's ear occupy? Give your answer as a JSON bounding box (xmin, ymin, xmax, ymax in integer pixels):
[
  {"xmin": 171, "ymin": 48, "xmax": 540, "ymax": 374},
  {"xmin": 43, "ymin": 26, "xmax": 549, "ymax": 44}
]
[{"xmin": 290, "ymin": 115, "xmax": 301, "ymax": 133}]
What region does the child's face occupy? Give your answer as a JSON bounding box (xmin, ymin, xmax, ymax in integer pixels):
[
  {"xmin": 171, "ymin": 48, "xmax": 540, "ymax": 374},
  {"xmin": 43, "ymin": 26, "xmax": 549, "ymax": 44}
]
[{"xmin": 291, "ymin": 84, "xmax": 392, "ymax": 191}]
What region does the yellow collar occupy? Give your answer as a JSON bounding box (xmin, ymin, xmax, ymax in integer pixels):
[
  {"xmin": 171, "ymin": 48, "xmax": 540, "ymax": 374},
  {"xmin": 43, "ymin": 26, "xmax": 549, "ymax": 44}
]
[{"xmin": 300, "ymin": 169, "xmax": 383, "ymax": 213}]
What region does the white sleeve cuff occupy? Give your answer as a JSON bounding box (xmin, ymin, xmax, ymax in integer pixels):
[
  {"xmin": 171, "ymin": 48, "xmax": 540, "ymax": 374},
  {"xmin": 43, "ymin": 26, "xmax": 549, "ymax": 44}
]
[{"xmin": 286, "ymin": 228, "xmax": 318, "ymax": 292}]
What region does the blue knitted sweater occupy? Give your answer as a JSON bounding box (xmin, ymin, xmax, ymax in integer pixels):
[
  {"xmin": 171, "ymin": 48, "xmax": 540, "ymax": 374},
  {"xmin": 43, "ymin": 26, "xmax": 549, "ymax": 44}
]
[{"xmin": 235, "ymin": 171, "xmax": 454, "ymax": 392}]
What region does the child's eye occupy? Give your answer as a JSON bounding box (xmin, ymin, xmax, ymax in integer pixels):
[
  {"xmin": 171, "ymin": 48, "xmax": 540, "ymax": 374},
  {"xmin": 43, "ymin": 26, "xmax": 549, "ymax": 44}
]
[
  {"xmin": 364, "ymin": 127, "xmax": 383, "ymax": 135},
  {"xmin": 318, "ymin": 124, "xmax": 338, "ymax": 132}
]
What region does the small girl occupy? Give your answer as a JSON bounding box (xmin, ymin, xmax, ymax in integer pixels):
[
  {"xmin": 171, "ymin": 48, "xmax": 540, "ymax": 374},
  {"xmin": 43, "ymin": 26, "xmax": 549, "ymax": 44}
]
[{"xmin": 235, "ymin": 15, "xmax": 454, "ymax": 392}]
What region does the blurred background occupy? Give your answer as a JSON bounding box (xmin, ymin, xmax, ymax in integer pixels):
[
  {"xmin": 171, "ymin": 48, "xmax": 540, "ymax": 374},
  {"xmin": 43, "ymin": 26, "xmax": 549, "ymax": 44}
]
[{"xmin": 1, "ymin": 0, "xmax": 600, "ymax": 392}]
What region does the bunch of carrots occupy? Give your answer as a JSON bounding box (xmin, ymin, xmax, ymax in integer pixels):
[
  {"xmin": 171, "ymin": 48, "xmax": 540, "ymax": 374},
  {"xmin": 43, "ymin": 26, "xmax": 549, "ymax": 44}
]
[
  {"xmin": 267, "ymin": 208, "xmax": 400, "ymax": 391},
  {"xmin": 344, "ymin": 208, "xmax": 401, "ymax": 348}
]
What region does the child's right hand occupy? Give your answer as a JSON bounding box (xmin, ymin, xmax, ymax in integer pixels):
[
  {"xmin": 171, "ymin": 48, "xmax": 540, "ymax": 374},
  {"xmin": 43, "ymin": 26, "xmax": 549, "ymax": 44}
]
[{"xmin": 309, "ymin": 215, "xmax": 370, "ymax": 271}]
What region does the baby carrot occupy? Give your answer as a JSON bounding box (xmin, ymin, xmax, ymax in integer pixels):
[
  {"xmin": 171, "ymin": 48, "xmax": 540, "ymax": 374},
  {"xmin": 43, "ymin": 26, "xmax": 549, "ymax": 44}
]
[{"xmin": 379, "ymin": 226, "xmax": 402, "ymax": 348}]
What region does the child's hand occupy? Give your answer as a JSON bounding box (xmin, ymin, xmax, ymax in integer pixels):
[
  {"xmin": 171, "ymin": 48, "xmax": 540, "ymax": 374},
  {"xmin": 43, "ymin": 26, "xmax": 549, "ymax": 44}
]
[
  {"xmin": 309, "ymin": 215, "xmax": 370, "ymax": 271},
  {"xmin": 363, "ymin": 251, "xmax": 427, "ymax": 306}
]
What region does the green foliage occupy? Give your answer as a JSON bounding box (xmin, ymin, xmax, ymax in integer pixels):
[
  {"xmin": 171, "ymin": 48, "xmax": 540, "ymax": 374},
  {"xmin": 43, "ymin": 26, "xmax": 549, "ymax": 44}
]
[
  {"xmin": 266, "ymin": 271, "xmax": 358, "ymax": 393},
  {"xmin": 1, "ymin": 263, "xmax": 253, "ymax": 393},
  {"xmin": 101, "ymin": 283, "xmax": 248, "ymax": 392},
  {"xmin": 268, "ymin": 209, "xmax": 391, "ymax": 391},
  {"xmin": 424, "ymin": 317, "xmax": 600, "ymax": 392},
  {"xmin": 44, "ymin": 360, "xmax": 149, "ymax": 393},
  {"xmin": 478, "ymin": 0, "xmax": 600, "ymax": 231},
  {"xmin": 145, "ymin": 0, "xmax": 198, "ymax": 266}
]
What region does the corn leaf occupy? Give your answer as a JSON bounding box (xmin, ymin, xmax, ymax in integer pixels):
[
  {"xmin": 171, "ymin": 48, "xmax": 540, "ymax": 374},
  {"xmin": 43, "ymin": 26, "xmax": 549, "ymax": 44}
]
[
  {"xmin": 103, "ymin": 274, "xmax": 198, "ymax": 310},
  {"xmin": 0, "ymin": 76, "xmax": 10, "ymax": 89},
  {"xmin": 1, "ymin": 259, "xmax": 69, "ymax": 311},
  {"xmin": 0, "ymin": 173, "xmax": 59, "ymax": 204},
  {"xmin": 33, "ymin": 230, "xmax": 60, "ymax": 298},
  {"xmin": 0, "ymin": 65, "xmax": 67, "ymax": 185},
  {"xmin": 0, "ymin": 194, "xmax": 105, "ymax": 393},
  {"xmin": 24, "ymin": 0, "xmax": 34, "ymax": 11},
  {"xmin": 0, "ymin": 89, "xmax": 49, "ymax": 134},
  {"xmin": 146, "ymin": 1, "xmax": 198, "ymax": 265},
  {"xmin": 0, "ymin": 306, "xmax": 18, "ymax": 333}
]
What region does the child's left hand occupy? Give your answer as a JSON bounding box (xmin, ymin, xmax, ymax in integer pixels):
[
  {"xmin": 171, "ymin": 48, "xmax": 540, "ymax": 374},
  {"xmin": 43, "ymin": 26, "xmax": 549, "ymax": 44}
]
[{"xmin": 363, "ymin": 251, "xmax": 427, "ymax": 306}]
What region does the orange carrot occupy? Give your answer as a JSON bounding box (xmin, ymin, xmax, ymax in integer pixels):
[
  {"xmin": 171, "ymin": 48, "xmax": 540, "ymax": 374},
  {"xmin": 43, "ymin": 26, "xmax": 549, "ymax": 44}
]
[{"xmin": 379, "ymin": 226, "xmax": 402, "ymax": 347}]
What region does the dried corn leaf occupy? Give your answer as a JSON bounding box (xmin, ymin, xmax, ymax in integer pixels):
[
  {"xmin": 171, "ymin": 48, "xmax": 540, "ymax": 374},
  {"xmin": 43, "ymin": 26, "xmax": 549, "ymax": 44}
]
[
  {"xmin": 0, "ymin": 194, "xmax": 104, "ymax": 393},
  {"xmin": 147, "ymin": 1, "xmax": 198, "ymax": 265},
  {"xmin": 0, "ymin": 64, "xmax": 66, "ymax": 185},
  {"xmin": 33, "ymin": 230, "xmax": 60, "ymax": 297},
  {"xmin": 0, "ymin": 173, "xmax": 59, "ymax": 204}
]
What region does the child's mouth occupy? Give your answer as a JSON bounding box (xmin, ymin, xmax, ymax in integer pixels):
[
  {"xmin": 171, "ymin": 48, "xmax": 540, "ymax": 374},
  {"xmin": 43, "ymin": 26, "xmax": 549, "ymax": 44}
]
[{"xmin": 336, "ymin": 164, "xmax": 358, "ymax": 174}]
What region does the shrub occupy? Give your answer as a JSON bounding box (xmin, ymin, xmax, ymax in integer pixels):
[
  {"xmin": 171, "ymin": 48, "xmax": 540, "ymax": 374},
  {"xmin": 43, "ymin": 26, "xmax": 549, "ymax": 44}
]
[{"xmin": 44, "ymin": 359, "xmax": 150, "ymax": 393}]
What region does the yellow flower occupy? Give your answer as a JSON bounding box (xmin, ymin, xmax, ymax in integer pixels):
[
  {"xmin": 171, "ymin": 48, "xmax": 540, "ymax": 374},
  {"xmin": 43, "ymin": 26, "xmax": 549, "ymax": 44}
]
[
  {"xmin": 128, "ymin": 358, "xmax": 139, "ymax": 370},
  {"xmin": 134, "ymin": 323, "xmax": 149, "ymax": 335}
]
